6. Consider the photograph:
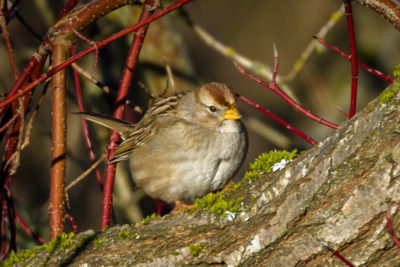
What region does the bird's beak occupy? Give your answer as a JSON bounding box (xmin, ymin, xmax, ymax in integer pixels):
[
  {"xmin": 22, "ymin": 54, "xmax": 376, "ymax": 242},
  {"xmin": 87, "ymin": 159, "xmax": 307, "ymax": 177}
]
[{"xmin": 221, "ymin": 106, "xmax": 241, "ymax": 120}]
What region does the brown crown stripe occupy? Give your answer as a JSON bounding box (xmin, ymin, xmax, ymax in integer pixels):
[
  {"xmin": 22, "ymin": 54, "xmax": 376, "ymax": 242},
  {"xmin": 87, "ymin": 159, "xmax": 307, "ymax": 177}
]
[{"xmin": 203, "ymin": 83, "xmax": 236, "ymax": 107}]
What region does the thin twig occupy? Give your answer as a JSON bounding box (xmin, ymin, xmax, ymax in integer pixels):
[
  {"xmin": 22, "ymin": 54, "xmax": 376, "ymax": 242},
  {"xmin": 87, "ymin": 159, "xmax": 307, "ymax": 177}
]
[
  {"xmin": 282, "ymin": 4, "xmax": 345, "ymax": 81},
  {"xmin": 344, "ymin": 0, "xmax": 359, "ymax": 118},
  {"xmin": 71, "ymin": 63, "xmax": 111, "ymax": 94},
  {"xmin": 181, "ymin": 10, "xmax": 298, "ymax": 102},
  {"xmin": 3, "ymin": 187, "xmax": 16, "ymax": 255},
  {"xmin": 325, "ymin": 245, "xmax": 354, "ymax": 267},
  {"xmin": 65, "ymin": 213, "xmax": 78, "ymax": 235},
  {"xmin": 332, "ymin": 250, "xmax": 355, "ymax": 267},
  {"xmin": 0, "ymin": 114, "xmax": 18, "ymax": 134},
  {"xmin": 71, "ymin": 46, "xmax": 104, "ymax": 189},
  {"xmin": 8, "ymin": 97, "xmax": 24, "ymax": 175},
  {"xmin": 314, "ymin": 36, "xmax": 394, "ymax": 83},
  {"xmin": 386, "ymin": 210, "xmax": 400, "ymax": 248},
  {"xmin": 164, "ymin": 58, "xmax": 176, "ymax": 93},
  {"xmin": 237, "ymin": 94, "xmax": 317, "ymax": 146},
  {"xmin": 0, "ymin": 202, "xmax": 6, "ymax": 258},
  {"xmin": 235, "ymin": 51, "xmax": 339, "ymax": 130},
  {"xmin": 15, "ymin": 209, "xmax": 46, "ymax": 244},
  {"xmin": 0, "ymin": 10, "xmax": 19, "ymax": 80},
  {"xmin": 21, "ymin": 83, "xmax": 50, "ymax": 149},
  {"xmin": 65, "ymin": 152, "xmax": 107, "ymax": 192},
  {"xmin": 71, "ymin": 27, "xmax": 99, "ymax": 68}
]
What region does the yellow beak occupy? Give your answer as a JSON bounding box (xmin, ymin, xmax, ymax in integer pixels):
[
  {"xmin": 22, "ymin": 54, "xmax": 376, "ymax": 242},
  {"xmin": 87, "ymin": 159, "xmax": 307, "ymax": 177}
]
[{"xmin": 221, "ymin": 106, "xmax": 241, "ymax": 120}]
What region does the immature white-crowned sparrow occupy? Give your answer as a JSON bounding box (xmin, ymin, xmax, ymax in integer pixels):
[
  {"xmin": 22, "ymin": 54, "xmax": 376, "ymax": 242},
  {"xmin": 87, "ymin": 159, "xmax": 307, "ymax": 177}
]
[{"xmin": 78, "ymin": 82, "xmax": 248, "ymax": 203}]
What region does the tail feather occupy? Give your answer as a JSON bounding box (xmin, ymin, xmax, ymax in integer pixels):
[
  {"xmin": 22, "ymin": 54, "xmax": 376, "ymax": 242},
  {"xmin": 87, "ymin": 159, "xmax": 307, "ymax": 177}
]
[{"xmin": 73, "ymin": 112, "xmax": 134, "ymax": 140}]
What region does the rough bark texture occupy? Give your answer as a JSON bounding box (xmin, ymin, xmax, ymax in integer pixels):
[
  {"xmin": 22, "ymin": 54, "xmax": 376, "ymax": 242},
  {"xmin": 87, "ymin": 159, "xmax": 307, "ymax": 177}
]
[{"xmin": 11, "ymin": 85, "xmax": 400, "ymax": 266}]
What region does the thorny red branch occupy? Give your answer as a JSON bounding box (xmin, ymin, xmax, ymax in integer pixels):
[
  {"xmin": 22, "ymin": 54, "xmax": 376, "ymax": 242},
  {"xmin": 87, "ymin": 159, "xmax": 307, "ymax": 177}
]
[
  {"xmin": 235, "ymin": 49, "xmax": 339, "ymax": 130},
  {"xmin": 237, "ymin": 95, "xmax": 317, "ymax": 146},
  {"xmin": 0, "ymin": 0, "xmax": 194, "ymax": 110},
  {"xmin": 15, "ymin": 210, "xmax": 46, "ymax": 244},
  {"xmin": 314, "ymin": 36, "xmax": 394, "ymax": 83}
]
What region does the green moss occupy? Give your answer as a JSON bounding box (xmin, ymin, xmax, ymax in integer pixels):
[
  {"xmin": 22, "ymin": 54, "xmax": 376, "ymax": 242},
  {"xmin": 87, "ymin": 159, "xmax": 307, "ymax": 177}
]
[
  {"xmin": 140, "ymin": 213, "xmax": 160, "ymax": 225},
  {"xmin": 394, "ymin": 64, "xmax": 400, "ymax": 82},
  {"xmin": 380, "ymin": 65, "xmax": 400, "ymax": 105},
  {"xmin": 118, "ymin": 230, "xmax": 130, "ymax": 239},
  {"xmin": 2, "ymin": 248, "xmax": 38, "ymax": 266},
  {"xmin": 228, "ymin": 179, "xmax": 244, "ymax": 192},
  {"xmin": 245, "ymin": 149, "xmax": 298, "ymax": 181},
  {"xmin": 188, "ymin": 243, "xmax": 206, "ymax": 256},
  {"xmin": 191, "ymin": 191, "xmax": 243, "ymax": 217},
  {"xmin": 368, "ymin": 105, "xmax": 374, "ymax": 112},
  {"xmin": 93, "ymin": 235, "xmax": 109, "ymax": 247},
  {"xmin": 380, "ymin": 86, "xmax": 398, "ymax": 105},
  {"xmin": 118, "ymin": 230, "xmax": 137, "ymax": 240},
  {"xmin": 2, "ymin": 232, "xmax": 77, "ymax": 266},
  {"xmin": 44, "ymin": 232, "xmax": 75, "ymax": 253}
]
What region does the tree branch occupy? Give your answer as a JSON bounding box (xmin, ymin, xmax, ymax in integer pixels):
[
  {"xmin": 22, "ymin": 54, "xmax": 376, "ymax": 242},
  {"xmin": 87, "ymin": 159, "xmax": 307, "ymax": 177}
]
[{"xmin": 15, "ymin": 83, "xmax": 400, "ymax": 266}]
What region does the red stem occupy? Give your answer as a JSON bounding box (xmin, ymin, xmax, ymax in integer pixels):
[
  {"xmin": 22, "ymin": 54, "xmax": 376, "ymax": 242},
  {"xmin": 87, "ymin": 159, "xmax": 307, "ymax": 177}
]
[
  {"xmin": 0, "ymin": 48, "xmax": 45, "ymax": 252},
  {"xmin": 71, "ymin": 46, "xmax": 104, "ymax": 189},
  {"xmin": 344, "ymin": 0, "xmax": 359, "ymax": 118},
  {"xmin": 0, "ymin": 202, "xmax": 7, "ymax": 258},
  {"xmin": 235, "ymin": 63, "xmax": 339, "ymax": 130},
  {"xmin": 0, "ymin": 11, "xmax": 19, "ymax": 81},
  {"xmin": 387, "ymin": 210, "xmax": 400, "ymax": 248},
  {"xmin": 100, "ymin": 0, "xmax": 156, "ymax": 230},
  {"xmin": 15, "ymin": 209, "xmax": 46, "ymax": 244},
  {"xmin": 0, "ymin": 55, "xmax": 43, "ymax": 115},
  {"xmin": 238, "ymin": 95, "xmax": 317, "ymax": 146},
  {"xmin": 0, "ymin": 114, "xmax": 18, "ymax": 133},
  {"xmin": 2, "ymin": 189, "xmax": 16, "ymax": 256},
  {"xmin": 0, "ymin": 0, "xmax": 193, "ymax": 110},
  {"xmin": 49, "ymin": 44, "xmax": 68, "ymax": 239},
  {"xmin": 332, "ymin": 250, "xmax": 355, "ymax": 267},
  {"xmin": 314, "ymin": 37, "xmax": 394, "ymax": 83},
  {"xmin": 65, "ymin": 213, "xmax": 78, "ymax": 235}
]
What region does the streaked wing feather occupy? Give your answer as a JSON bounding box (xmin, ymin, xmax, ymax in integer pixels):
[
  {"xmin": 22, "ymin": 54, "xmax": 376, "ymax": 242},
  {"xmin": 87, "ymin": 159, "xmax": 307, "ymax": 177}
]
[{"xmin": 109, "ymin": 92, "xmax": 185, "ymax": 163}]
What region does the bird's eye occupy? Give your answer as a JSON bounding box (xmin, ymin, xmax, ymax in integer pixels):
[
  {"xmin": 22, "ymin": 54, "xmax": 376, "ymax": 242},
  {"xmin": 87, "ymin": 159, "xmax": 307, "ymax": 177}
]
[{"xmin": 208, "ymin": 105, "xmax": 217, "ymax": 113}]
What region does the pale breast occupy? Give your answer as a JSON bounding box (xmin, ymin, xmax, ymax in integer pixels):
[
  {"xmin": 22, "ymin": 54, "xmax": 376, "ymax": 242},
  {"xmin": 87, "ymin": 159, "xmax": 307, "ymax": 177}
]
[{"xmin": 129, "ymin": 120, "xmax": 248, "ymax": 203}]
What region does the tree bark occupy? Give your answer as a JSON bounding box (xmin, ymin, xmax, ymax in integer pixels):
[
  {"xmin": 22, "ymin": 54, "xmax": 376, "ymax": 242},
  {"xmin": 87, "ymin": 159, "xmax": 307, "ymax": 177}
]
[{"xmin": 12, "ymin": 85, "xmax": 400, "ymax": 266}]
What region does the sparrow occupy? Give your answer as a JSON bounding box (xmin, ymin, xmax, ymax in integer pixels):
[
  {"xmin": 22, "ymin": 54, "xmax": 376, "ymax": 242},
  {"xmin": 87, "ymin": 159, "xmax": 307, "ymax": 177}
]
[{"xmin": 78, "ymin": 82, "xmax": 248, "ymax": 203}]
